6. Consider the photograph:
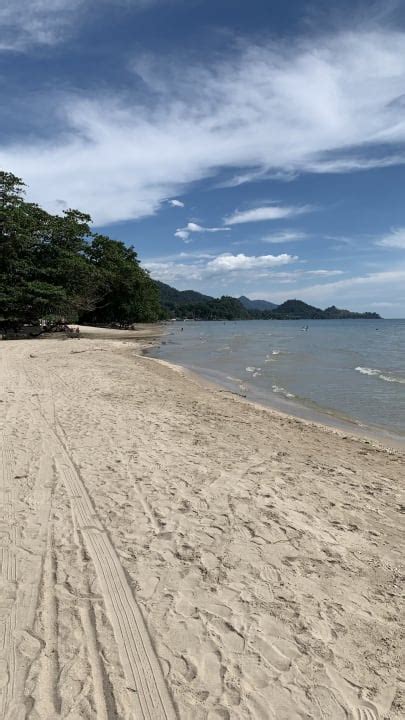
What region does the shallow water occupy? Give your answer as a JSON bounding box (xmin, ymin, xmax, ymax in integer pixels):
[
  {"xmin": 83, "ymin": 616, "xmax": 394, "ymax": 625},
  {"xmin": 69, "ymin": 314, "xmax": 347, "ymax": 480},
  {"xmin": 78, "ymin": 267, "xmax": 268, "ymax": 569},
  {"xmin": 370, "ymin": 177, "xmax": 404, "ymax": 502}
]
[{"xmin": 151, "ymin": 319, "xmax": 405, "ymax": 443}]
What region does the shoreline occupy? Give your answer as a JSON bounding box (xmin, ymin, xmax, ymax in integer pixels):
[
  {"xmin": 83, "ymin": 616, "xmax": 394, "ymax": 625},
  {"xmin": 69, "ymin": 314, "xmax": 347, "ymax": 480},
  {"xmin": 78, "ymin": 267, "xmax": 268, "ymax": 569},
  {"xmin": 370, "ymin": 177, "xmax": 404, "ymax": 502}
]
[
  {"xmin": 144, "ymin": 352, "xmax": 403, "ymax": 453},
  {"xmin": 41, "ymin": 322, "xmax": 404, "ymax": 452},
  {"xmin": 1, "ymin": 336, "xmax": 403, "ymax": 718},
  {"xmin": 146, "ymin": 342, "xmax": 405, "ymax": 453},
  {"xmin": 71, "ymin": 321, "xmax": 167, "ymax": 342}
]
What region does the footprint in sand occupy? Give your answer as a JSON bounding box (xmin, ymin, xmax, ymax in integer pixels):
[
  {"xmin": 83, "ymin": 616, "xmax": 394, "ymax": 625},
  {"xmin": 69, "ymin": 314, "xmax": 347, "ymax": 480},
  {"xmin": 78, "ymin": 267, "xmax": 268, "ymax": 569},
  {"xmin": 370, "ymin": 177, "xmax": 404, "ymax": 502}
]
[
  {"xmin": 326, "ymin": 663, "xmax": 396, "ymax": 720},
  {"xmin": 255, "ymin": 635, "xmax": 300, "ymax": 674},
  {"xmin": 15, "ymin": 629, "xmax": 43, "ymax": 660}
]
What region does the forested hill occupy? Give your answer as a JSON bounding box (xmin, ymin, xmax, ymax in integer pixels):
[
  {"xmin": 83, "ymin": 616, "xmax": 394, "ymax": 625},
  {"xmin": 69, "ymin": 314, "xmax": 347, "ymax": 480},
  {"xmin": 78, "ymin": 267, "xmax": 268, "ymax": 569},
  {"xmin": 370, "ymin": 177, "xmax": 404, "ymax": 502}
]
[
  {"xmin": 265, "ymin": 299, "xmax": 380, "ymax": 319},
  {"xmin": 156, "ymin": 281, "xmax": 251, "ymax": 320},
  {"xmin": 154, "ymin": 281, "xmax": 213, "ymax": 308},
  {"xmin": 157, "ymin": 283, "xmax": 381, "ymax": 320},
  {"xmin": 238, "ymin": 295, "xmax": 278, "ymax": 311}
]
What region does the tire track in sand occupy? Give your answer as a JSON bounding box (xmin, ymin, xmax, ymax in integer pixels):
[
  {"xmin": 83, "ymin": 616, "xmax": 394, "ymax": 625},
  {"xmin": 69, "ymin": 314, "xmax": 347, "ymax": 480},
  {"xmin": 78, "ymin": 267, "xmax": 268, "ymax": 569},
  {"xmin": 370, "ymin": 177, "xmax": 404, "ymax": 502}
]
[
  {"xmin": 70, "ymin": 508, "xmax": 113, "ymax": 720},
  {"xmin": 54, "ymin": 452, "xmax": 177, "ymax": 719},
  {"xmin": 21, "ymin": 349, "xmax": 176, "ymax": 718},
  {"xmin": 29, "ymin": 375, "xmax": 177, "ymax": 720}
]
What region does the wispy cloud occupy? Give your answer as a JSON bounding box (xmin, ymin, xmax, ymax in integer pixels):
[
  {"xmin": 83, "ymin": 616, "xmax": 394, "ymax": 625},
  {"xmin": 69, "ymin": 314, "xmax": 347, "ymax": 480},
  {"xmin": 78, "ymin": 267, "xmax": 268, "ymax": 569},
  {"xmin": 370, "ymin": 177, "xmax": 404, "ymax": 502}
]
[
  {"xmin": 261, "ymin": 231, "xmax": 308, "ymax": 244},
  {"xmin": 301, "ymin": 153, "xmax": 405, "ymax": 174},
  {"xmin": 263, "ymin": 268, "xmax": 405, "ymax": 308},
  {"xmin": 369, "ymin": 301, "xmax": 399, "ymax": 307},
  {"xmin": 0, "ymin": 0, "xmax": 166, "ymax": 50},
  {"xmin": 224, "ymin": 205, "xmax": 311, "ymax": 226},
  {"xmin": 0, "ymin": 0, "xmax": 82, "ymax": 50},
  {"xmin": 247, "ymin": 268, "xmax": 344, "ymax": 285},
  {"xmin": 186, "ymin": 222, "xmax": 229, "ymax": 233},
  {"xmin": 168, "ymin": 199, "xmax": 185, "ymax": 208},
  {"xmin": 375, "ymin": 227, "xmax": 405, "ymax": 248},
  {"xmin": 175, "ymin": 221, "xmax": 230, "ymax": 242},
  {"xmin": 305, "ymin": 269, "xmax": 343, "ymax": 276},
  {"xmin": 4, "ymin": 30, "xmax": 405, "ymax": 222},
  {"xmin": 145, "ymin": 250, "xmax": 216, "ymax": 263},
  {"xmin": 215, "ymin": 168, "xmax": 297, "ymax": 188}
]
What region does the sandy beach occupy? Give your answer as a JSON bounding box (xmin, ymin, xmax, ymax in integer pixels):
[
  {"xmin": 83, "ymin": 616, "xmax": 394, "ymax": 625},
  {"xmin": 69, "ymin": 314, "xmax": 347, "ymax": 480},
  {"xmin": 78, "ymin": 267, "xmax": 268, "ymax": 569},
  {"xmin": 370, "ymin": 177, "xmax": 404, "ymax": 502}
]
[{"xmin": 0, "ymin": 333, "xmax": 403, "ymax": 719}]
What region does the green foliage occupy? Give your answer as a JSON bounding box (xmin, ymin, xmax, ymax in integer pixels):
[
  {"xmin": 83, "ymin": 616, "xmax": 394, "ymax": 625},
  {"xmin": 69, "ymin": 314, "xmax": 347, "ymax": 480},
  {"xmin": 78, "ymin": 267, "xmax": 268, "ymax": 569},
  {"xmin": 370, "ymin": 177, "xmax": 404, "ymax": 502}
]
[
  {"xmin": 82, "ymin": 235, "xmax": 161, "ymax": 324},
  {"xmin": 155, "ymin": 280, "xmax": 213, "ymax": 309},
  {"xmin": 262, "ymin": 299, "xmax": 325, "ymax": 319},
  {"xmin": 238, "ymin": 295, "xmax": 278, "ymax": 311},
  {"xmin": 157, "ymin": 282, "xmax": 250, "ymax": 319},
  {"xmin": 0, "ymin": 170, "xmax": 163, "ymax": 327}
]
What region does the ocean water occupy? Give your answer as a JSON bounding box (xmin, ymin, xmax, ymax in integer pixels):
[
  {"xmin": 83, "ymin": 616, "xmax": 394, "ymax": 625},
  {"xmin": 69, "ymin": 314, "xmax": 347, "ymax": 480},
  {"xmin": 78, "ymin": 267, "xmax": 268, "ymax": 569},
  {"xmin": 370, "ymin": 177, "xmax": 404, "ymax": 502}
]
[{"xmin": 150, "ymin": 319, "xmax": 405, "ymax": 444}]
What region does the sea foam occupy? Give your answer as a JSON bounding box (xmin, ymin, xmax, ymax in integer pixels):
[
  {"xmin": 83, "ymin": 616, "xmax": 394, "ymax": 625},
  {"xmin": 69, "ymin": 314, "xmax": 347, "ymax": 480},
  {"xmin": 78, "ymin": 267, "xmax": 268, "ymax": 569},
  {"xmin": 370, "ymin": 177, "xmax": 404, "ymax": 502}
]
[
  {"xmin": 355, "ymin": 367, "xmax": 405, "ymax": 384},
  {"xmin": 272, "ymin": 385, "xmax": 295, "ymax": 399}
]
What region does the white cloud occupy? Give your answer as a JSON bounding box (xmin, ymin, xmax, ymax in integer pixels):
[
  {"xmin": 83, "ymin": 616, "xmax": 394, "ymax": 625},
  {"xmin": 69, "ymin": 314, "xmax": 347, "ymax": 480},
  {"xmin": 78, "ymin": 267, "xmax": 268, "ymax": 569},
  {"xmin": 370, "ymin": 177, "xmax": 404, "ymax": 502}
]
[
  {"xmin": 174, "ymin": 229, "xmax": 190, "ymax": 240},
  {"xmin": 146, "ymin": 252, "xmax": 297, "ymax": 283},
  {"xmin": 261, "ymin": 231, "xmax": 308, "ymax": 244},
  {"xmin": 168, "ymin": 199, "xmax": 185, "ymax": 207},
  {"xmin": 186, "ymin": 222, "xmax": 228, "ymax": 233},
  {"xmin": 306, "ymin": 269, "xmax": 344, "ymax": 276},
  {"xmin": 376, "ymin": 227, "xmax": 405, "ymax": 248},
  {"xmin": 4, "ymin": 30, "xmax": 405, "ymax": 222},
  {"xmin": 207, "ymin": 253, "xmax": 296, "ymax": 271},
  {"xmin": 175, "ymin": 221, "xmax": 230, "ymax": 242},
  {"xmin": 145, "ymin": 251, "xmax": 405, "ymax": 313},
  {"xmin": 225, "ymin": 205, "xmax": 311, "ymax": 226}
]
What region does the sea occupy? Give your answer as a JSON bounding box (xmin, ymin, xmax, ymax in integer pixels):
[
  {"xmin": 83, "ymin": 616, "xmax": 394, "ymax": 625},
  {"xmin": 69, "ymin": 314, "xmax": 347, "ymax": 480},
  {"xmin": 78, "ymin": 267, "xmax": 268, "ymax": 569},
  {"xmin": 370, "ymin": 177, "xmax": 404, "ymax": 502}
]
[{"xmin": 150, "ymin": 319, "xmax": 405, "ymax": 446}]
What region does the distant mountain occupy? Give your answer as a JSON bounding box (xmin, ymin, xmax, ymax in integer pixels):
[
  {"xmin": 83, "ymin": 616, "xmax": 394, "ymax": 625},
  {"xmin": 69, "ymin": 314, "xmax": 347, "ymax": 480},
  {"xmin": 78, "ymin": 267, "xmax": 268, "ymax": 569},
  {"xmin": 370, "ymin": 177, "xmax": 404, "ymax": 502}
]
[
  {"xmin": 266, "ymin": 299, "xmax": 381, "ymax": 320},
  {"xmin": 155, "ymin": 281, "xmax": 213, "ymax": 307},
  {"xmin": 156, "ymin": 281, "xmax": 250, "ymax": 320},
  {"xmin": 155, "ymin": 282, "xmax": 381, "ymax": 320},
  {"xmin": 322, "ymin": 305, "xmax": 380, "ymax": 319},
  {"xmin": 238, "ymin": 295, "xmax": 278, "ymax": 311},
  {"xmin": 268, "ymin": 299, "xmax": 323, "ymax": 319}
]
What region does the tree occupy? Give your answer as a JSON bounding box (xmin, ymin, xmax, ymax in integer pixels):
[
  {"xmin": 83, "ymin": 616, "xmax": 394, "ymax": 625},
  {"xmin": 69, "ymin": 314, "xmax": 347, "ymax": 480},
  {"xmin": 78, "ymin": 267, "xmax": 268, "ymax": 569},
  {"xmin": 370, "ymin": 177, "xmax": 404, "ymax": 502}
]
[
  {"xmin": 0, "ymin": 172, "xmax": 95, "ymax": 324},
  {"xmin": 82, "ymin": 234, "xmax": 162, "ymax": 324},
  {"xmin": 0, "ymin": 170, "xmax": 163, "ymax": 327}
]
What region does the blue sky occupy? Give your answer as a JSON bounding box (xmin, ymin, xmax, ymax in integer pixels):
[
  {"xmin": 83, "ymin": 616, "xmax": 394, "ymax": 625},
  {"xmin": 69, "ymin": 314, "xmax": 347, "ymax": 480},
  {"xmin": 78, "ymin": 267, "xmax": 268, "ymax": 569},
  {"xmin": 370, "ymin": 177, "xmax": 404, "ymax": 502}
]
[{"xmin": 1, "ymin": 0, "xmax": 405, "ymax": 315}]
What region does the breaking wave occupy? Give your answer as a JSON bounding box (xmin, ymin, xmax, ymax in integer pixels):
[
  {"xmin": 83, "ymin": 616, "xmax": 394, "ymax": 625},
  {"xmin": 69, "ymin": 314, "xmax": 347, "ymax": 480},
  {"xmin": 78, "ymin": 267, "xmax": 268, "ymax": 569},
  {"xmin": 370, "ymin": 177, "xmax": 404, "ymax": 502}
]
[
  {"xmin": 272, "ymin": 385, "xmax": 295, "ymax": 399},
  {"xmin": 355, "ymin": 367, "xmax": 405, "ymax": 384}
]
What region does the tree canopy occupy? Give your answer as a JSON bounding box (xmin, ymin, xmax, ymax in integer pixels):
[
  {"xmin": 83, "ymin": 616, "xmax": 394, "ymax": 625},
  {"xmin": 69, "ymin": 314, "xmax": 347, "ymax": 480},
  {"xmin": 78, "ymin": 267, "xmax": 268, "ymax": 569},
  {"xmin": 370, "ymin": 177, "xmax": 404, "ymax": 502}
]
[{"xmin": 0, "ymin": 171, "xmax": 162, "ymax": 326}]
